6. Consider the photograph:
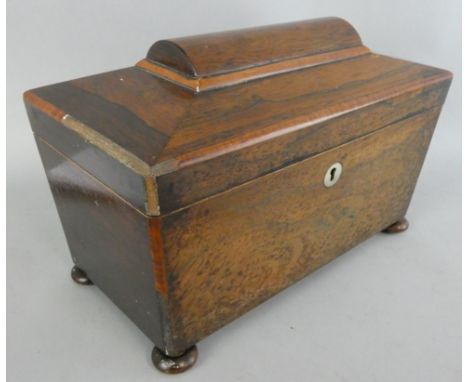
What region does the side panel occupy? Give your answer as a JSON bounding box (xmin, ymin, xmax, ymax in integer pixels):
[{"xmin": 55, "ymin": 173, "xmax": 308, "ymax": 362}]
[
  {"xmin": 35, "ymin": 138, "xmax": 165, "ymax": 348},
  {"xmin": 161, "ymin": 107, "xmax": 441, "ymax": 351}
]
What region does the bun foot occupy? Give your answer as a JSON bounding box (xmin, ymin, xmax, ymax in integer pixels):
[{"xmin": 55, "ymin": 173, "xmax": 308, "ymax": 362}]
[
  {"xmin": 71, "ymin": 266, "xmax": 93, "ymax": 285},
  {"xmin": 382, "ymin": 218, "xmax": 409, "ymax": 234},
  {"xmin": 152, "ymin": 345, "xmax": 198, "ymax": 374}
]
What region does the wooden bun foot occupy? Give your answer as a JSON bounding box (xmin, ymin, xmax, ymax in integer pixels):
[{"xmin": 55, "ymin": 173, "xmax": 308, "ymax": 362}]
[
  {"xmin": 71, "ymin": 266, "xmax": 93, "ymax": 285},
  {"xmin": 152, "ymin": 345, "xmax": 198, "ymax": 374},
  {"xmin": 382, "ymin": 218, "xmax": 409, "ymax": 234}
]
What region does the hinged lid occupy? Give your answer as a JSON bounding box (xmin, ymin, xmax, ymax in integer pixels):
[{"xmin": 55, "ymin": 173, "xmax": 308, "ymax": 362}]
[{"xmin": 24, "ymin": 17, "xmax": 452, "ymax": 216}]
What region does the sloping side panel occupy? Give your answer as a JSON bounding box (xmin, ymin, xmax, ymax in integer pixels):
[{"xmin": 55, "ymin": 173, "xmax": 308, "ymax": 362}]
[{"xmin": 35, "ymin": 139, "xmax": 166, "ymax": 349}]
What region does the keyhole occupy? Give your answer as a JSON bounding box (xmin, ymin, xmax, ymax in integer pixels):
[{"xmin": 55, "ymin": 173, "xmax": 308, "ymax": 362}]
[{"xmin": 324, "ymin": 162, "xmax": 342, "ymax": 187}]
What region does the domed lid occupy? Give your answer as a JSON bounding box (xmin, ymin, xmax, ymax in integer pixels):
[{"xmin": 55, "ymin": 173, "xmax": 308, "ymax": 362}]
[{"xmin": 138, "ymin": 17, "xmax": 368, "ymax": 92}]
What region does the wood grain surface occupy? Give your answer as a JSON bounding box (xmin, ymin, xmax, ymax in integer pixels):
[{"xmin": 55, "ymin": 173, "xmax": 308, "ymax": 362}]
[
  {"xmin": 146, "ymin": 17, "xmax": 363, "ymax": 77},
  {"xmin": 156, "ymin": 79, "xmax": 450, "ymax": 213},
  {"xmin": 139, "ymin": 16, "xmax": 371, "ymax": 93},
  {"xmin": 34, "ymin": 138, "xmax": 166, "ymax": 349},
  {"xmin": 24, "ymin": 53, "xmax": 451, "ymax": 215},
  {"xmin": 159, "ymin": 107, "xmax": 441, "ymax": 351},
  {"xmin": 24, "ymin": 18, "xmax": 452, "ymax": 358}
]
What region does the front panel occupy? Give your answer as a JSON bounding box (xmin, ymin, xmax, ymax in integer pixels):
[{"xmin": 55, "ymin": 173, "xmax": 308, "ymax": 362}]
[{"xmin": 160, "ymin": 107, "xmax": 441, "ymax": 350}]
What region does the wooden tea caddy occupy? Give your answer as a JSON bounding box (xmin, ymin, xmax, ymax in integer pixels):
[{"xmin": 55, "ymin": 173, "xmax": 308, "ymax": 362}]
[{"xmin": 24, "ymin": 18, "xmax": 451, "ymax": 373}]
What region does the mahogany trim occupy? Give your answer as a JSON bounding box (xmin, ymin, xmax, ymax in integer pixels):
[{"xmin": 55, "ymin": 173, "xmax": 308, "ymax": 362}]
[
  {"xmin": 148, "ymin": 219, "xmax": 169, "ymax": 296},
  {"xmin": 23, "ymin": 91, "xmax": 65, "ymax": 122}
]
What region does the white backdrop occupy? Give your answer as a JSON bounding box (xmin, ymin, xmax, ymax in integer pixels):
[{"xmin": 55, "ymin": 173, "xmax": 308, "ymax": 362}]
[{"xmin": 7, "ymin": 1, "xmax": 461, "ymax": 381}]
